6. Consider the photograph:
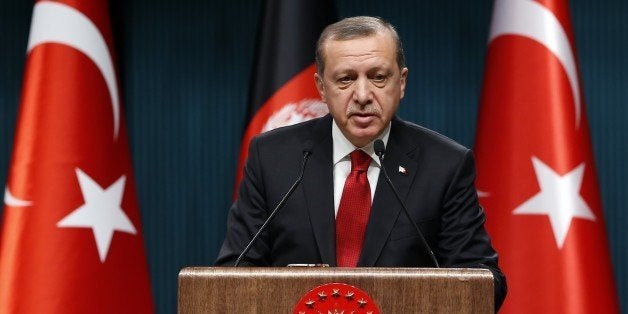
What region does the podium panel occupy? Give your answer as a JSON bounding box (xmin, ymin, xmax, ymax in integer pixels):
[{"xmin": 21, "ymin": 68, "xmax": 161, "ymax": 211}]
[{"xmin": 178, "ymin": 267, "xmax": 493, "ymax": 313}]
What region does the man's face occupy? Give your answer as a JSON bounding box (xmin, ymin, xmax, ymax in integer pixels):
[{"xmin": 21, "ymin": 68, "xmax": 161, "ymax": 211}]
[{"xmin": 315, "ymin": 31, "xmax": 408, "ymax": 147}]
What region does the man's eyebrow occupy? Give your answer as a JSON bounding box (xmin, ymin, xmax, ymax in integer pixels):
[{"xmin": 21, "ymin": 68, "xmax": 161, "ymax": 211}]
[{"xmin": 331, "ymin": 69, "xmax": 356, "ymax": 76}]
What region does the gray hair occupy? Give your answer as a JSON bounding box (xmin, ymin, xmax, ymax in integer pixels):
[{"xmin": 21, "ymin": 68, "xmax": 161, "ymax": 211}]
[{"xmin": 315, "ymin": 16, "xmax": 405, "ymax": 75}]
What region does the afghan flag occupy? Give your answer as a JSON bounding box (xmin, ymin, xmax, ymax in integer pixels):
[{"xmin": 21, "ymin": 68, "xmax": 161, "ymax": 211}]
[
  {"xmin": 475, "ymin": 0, "xmax": 619, "ymax": 312},
  {"xmin": 0, "ymin": 1, "xmax": 154, "ymax": 312},
  {"xmin": 234, "ymin": 0, "xmax": 336, "ymax": 194}
]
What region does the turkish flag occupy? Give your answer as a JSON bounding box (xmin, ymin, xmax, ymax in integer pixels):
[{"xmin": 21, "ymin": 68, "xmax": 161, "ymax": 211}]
[
  {"xmin": 475, "ymin": 0, "xmax": 619, "ymax": 312},
  {"xmin": 0, "ymin": 1, "xmax": 154, "ymax": 313},
  {"xmin": 233, "ymin": 0, "xmax": 336, "ymax": 195}
]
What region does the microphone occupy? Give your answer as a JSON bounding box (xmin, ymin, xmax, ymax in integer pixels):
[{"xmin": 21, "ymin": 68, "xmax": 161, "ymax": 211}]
[
  {"xmin": 374, "ymin": 139, "xmax": 440, "ymax": 268},
  {"xmin": 234, "ymin": 140, "xmax": 314, "ymax": 267}
]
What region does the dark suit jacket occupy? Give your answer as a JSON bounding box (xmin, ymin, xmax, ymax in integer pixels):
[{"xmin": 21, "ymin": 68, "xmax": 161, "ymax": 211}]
[{"xmin": 215, "ymin": 114, "xmax": 506, "ymax": 309}]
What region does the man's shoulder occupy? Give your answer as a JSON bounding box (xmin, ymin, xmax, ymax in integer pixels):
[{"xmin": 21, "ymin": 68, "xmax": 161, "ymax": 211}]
[
  {"xmin": 257, "ymin": 115, "xmax": 328, "ymax": 141},
  {"xmin": 392, "ymin": 117, "xmax": 469, "ymax": 155},
  {"xmin": 250, "ymin": 115, "xmax": 331, "ymax": 155}
]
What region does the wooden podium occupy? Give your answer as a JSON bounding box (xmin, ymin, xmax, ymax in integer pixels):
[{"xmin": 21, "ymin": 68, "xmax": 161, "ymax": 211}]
[{"xmin": 178, "ymin": 267, "xmax": 494, "ymax": 313}]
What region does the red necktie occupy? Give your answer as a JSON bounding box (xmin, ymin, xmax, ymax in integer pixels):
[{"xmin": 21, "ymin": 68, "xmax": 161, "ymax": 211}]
[{"xmin": 336, "ymin": 150, "xmax": 372, "ymax": 267}]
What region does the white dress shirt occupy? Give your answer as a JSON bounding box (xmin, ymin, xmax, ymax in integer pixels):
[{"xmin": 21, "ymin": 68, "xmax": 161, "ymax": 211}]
[{"xmin": 332, "ymin": 120, "xmax": 391, "ymax": 217}]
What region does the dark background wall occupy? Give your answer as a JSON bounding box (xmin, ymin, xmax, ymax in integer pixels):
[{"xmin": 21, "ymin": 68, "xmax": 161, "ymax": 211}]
[{"xmin": 1, "ymin": 1, "xmax": 626, "ymax": 313}]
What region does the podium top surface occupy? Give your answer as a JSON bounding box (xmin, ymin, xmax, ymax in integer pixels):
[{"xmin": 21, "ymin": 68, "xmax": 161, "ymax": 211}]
[{"xmin": 180, "ymin": 266, "xmax": 493, "ymax": 279}]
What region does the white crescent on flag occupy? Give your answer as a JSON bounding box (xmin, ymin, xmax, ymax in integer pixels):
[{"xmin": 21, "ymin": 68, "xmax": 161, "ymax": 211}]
[
  {"xmin": 27, "ymin": 1, "xmax": 121, "ymax": 139},
  {"xmin": 4, "ymin": 187, "xmax": 33, "ymax": 207},
  {"xmin": 489, "ymin": 0, "xmax": 581, "ymax": 128}
]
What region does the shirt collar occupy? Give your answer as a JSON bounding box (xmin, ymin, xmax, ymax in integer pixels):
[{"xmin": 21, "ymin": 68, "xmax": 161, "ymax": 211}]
[{"xmin": 332, "ymin": 119, "xmax": 391, "ymax": 166}]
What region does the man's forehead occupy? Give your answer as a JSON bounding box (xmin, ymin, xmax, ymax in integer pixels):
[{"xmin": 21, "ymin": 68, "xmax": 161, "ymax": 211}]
[{"xmin": 324, "ymin": 37, "xmax": 395, "ymax": 65}]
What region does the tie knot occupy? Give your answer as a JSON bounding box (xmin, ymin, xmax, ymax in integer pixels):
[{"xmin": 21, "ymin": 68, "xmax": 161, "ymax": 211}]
[{"xmin": 350, "ymin": 150, "xmax": 371, "ymax": 172}]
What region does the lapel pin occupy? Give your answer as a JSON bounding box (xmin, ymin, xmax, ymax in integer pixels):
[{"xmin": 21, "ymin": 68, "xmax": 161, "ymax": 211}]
[{"xmin": 398, "ymin": 165, "xmax": 407, "ymax": 175}]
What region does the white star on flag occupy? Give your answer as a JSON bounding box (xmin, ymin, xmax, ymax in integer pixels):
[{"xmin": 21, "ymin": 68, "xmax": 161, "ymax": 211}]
[
  {"xmin": 513, "ymin": 156, "xmax": 596, "ymax": 248},
  {"xmin": 57, "ymin": 168, "xmax": 137, "ymax": 262}
]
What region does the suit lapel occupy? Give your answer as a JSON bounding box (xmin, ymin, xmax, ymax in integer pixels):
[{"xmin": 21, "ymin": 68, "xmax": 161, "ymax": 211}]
[
  {"xmin": 301, "ymin": 116, "xmax": 337, "ymax": 266},
  {"xmin": 358, "ymin": 118, "xmax": 419, "ymax": 266}
]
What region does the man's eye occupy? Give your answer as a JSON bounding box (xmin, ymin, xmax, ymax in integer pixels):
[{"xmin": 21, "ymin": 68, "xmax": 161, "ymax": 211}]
[
  {"xmin": 373, "ymin": 74, "xmax": 386, "ymax": 82},
  {"xmin": 338, "ymin": 77, "xmax": 352, "ymax": 84},
  {"xmin": 371, "ymin": 74, "xmax": 389, "ymax": 87}
]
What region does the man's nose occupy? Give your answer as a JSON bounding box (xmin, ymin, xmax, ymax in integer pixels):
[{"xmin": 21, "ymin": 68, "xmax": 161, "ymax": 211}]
[{"xmin": 352, "ymin": 77, "xmax": 372, "ymax": 105}]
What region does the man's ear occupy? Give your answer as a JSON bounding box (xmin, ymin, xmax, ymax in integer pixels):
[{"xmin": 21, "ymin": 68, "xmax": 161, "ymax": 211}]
[
  {"xmin": 400, "ymin": 67, "xmax": 408, "ymax": 99},
  {"xmin": 314, "ymin": 73, "xmax": 326, "ymax": 102}
]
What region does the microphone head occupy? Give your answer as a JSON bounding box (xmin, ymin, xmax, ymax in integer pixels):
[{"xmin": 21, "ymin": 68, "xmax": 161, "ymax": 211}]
[
  {"xmin": 374, "ymin": 139, "xmax": 386, "ymax": 157},
  {"xmin": 302, "ymin": 140, "xmax": 314, "ymax": 155}
]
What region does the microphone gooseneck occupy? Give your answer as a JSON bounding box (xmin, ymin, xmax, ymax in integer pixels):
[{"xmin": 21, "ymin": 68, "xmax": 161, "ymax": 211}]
[
  {"xmin": 374, "ymin": 139, "xmax": 440, "ymax": 268},
  {"xmin": 234, "ymin": 141, "xmax": 314, "ymax": 266}
]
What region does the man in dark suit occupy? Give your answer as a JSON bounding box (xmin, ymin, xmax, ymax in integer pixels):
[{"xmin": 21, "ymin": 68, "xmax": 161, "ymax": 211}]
[{"xmin": 216, "ymin": 16, "xmax": 506, "ymax": 309}]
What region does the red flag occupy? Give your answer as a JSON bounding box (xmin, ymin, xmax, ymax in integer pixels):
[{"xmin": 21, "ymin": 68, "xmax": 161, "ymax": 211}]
[
  {"xmin": 234, "ymin": 0, "xmax": 336, "ymax": 195},
  {"xmin": 0, "ymin": 1, "xmax": 154, "ymax": 313},
  {"xmin": 475, "ymin": 0, "xmax": 619, "ymax": 312}
]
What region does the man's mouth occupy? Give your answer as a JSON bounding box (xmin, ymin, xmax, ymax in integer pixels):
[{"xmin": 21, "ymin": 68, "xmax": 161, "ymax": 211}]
[{"xmin": 350, "ymin": 113, "xmax": 376, "ymax": 126}]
